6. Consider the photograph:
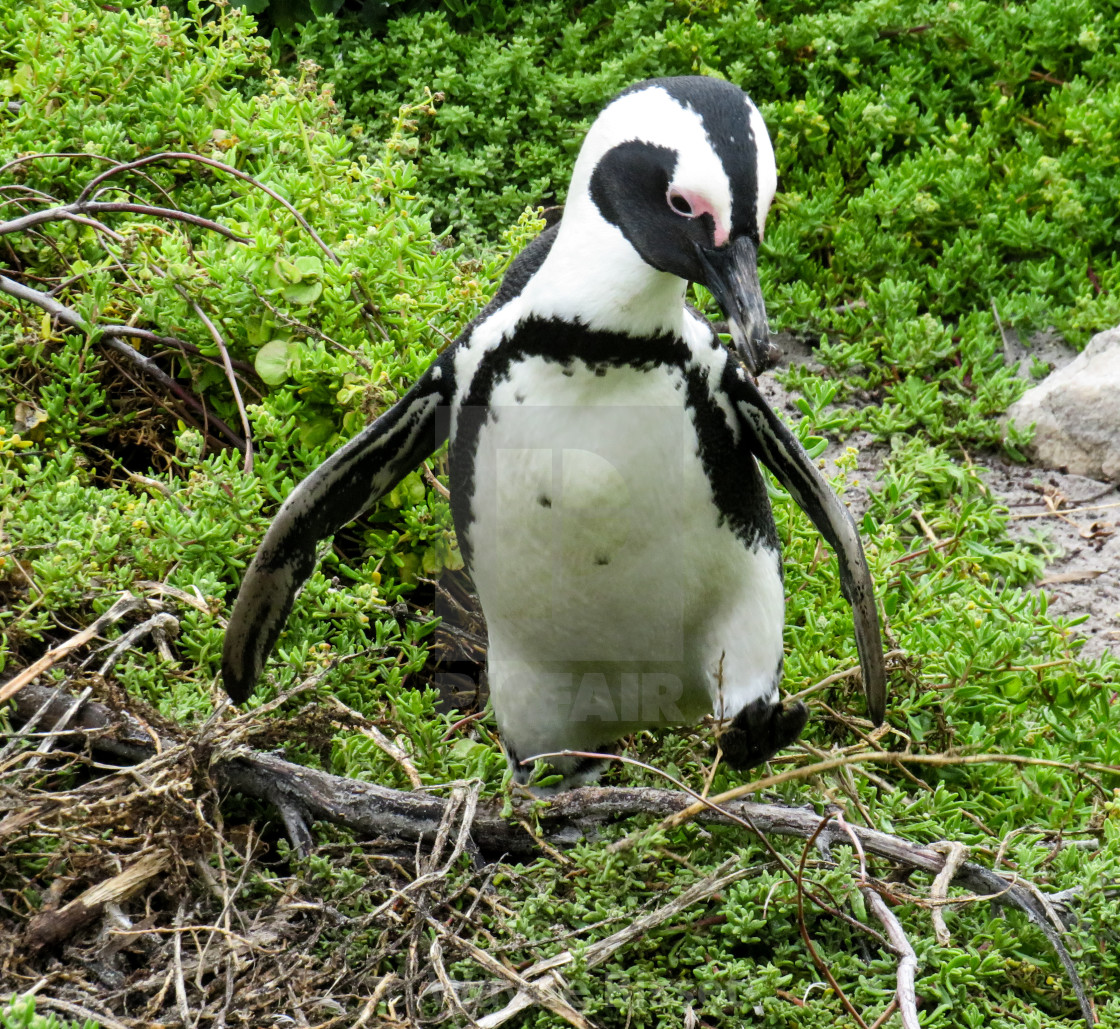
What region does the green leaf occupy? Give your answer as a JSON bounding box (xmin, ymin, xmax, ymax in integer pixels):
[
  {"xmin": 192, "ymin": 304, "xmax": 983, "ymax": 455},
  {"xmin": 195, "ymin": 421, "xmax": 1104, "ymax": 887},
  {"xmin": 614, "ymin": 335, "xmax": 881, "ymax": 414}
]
[
  {"xmin": 254, "ymin": 339, "xmax": 294, "ymax": 385},
  {"xmin": 282, "ymin": 279, "xmax": 323, "ymax": 305},
  {"xmin": 385, "ymin": 471, "xmax": 426, "ymax": 509},
  {"xmin": 292, "ymin": 255, "xmax": 324, "ymax": 278},
  {"xmin": 246, "ymin": 312, "xmax": 273, "ymax": 347}
]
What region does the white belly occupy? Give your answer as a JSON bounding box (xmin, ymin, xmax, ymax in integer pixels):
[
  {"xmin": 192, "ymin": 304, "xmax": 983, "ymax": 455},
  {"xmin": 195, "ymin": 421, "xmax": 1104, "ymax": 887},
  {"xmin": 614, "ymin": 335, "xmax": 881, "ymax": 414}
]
[{"xmin": 462, "ymin": 357, "xmax": 784, "ymax": 759}]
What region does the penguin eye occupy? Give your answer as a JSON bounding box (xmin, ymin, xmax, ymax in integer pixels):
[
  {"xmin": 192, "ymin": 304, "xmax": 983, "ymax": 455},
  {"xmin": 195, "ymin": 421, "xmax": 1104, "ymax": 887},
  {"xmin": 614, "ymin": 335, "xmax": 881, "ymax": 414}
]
[{"xmin": 667, "ymin": 188, "xmax": 695, "ymax": 217}]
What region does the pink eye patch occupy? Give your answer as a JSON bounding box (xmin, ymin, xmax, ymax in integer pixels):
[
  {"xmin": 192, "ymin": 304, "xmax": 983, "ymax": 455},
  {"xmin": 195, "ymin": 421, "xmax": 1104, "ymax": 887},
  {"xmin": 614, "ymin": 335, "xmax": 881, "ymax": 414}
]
[{"xmin": 666, "ymin": 186, "xmax": 730, "ymax": 247}]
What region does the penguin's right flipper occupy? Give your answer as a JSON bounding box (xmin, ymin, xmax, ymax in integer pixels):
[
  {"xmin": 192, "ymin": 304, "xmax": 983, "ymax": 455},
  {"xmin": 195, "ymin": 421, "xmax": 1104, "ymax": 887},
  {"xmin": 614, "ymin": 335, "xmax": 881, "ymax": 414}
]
[{"xmin": 221, "ymin": 360, "xmax": 452, "ymax": 704}]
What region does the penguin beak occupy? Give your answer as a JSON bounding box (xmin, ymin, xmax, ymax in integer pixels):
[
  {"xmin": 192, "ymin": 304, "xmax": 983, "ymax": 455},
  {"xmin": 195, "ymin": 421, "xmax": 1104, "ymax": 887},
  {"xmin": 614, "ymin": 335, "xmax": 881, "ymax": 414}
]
[{"xmin": 695, "ymin": 236, "xmax": 778, "ymax": 376}]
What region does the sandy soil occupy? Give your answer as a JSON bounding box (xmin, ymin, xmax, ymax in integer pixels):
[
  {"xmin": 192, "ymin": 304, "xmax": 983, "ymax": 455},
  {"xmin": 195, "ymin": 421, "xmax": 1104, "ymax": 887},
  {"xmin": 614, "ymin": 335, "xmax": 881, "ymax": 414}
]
[
  {"xmin": 982, "ymin": 458, "xmax": 1120, "ymax": 662},
  {"xmin": 761, "ymin": 333, "xmax": 1120, "ymax": 664}
]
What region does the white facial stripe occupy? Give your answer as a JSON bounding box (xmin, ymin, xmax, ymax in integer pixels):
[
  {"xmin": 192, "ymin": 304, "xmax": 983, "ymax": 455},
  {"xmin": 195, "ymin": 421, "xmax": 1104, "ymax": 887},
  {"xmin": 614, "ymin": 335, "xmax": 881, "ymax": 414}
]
[
  {"xmin": 748, "ymin": 101, "xmax": 777, "ymax": 239},
  {"xmin": 536, "ymin": 85, "xmax": 735, "ymax": 337},
  {"xmin": 522, "ymin": 82, "xmax": 777, "ymax": 340},
  {"xmin": 567, "ymin": 86, "xmax": 733, "ymax": 237}
]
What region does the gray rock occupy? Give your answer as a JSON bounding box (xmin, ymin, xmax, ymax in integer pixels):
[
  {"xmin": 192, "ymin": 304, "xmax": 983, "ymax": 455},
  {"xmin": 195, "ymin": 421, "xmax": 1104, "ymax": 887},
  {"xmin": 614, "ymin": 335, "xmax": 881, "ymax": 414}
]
[{"xmin": 1006, "ymin": 325, "xmax": 1120, "ymax": 482}]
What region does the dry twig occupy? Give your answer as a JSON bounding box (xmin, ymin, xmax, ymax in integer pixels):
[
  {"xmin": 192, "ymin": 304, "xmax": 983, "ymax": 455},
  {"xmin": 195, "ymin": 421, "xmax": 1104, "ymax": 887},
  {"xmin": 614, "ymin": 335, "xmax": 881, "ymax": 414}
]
[
  {"xmin": 0, "ymin": 592, "xmax": 148, "ymax": 704},
  {"xmin": 3, "ymin": 684, "xmax": 1103, "ymax": 1027},
  {"xmin": 24, "ymin": 850, "xmax": 173, "ymax": 953},
  {"xmin": 929, "ymin": 840, "xmax": 969, "ymax": 945}
]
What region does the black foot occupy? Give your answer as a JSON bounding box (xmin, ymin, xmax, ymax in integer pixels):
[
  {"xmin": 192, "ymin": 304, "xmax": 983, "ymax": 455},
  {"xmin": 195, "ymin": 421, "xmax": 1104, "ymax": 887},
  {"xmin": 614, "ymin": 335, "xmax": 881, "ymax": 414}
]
[
  {"xmin": 505, "ymin": 742, "xmax": 615, "ymax": 791},
  {"xmin": 718, "ymin": 697, "xmax": 809, "ymax": 769}
]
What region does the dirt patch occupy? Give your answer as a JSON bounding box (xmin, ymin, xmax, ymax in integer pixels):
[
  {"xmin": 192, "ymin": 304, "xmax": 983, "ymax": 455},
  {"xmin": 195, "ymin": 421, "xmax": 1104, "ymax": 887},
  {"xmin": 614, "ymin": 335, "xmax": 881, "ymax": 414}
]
[
  {"xmin": 980, "ymin": 458, "xmax": 1120, "ymax": 662},
  {"xmin": 761, "ymin": 332, "xmax": 1120, "ymax": 664}
]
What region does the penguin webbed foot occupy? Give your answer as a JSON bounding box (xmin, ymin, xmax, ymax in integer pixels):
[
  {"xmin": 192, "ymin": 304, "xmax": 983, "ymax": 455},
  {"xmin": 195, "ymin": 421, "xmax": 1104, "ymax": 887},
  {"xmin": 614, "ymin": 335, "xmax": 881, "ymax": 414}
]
[
  {"xmin": 505, "ymin": 743, "xmax": 615, "ymax": 793},
  {"xmin": 718, "ymin": 697, "xmax": 808, "ymax": 770}
]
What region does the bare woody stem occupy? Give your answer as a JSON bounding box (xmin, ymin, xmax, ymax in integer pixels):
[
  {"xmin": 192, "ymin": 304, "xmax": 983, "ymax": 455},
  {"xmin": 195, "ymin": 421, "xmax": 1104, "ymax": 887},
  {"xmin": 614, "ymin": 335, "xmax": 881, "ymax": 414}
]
[
  {"xmin": 2, "ymin": 678, "xmax": 1099, "ymax": 1029},
  {"xmin": 0, "ymin": 201, "xmax": 250, "ymax": 243},
  {"xmin": 0, "ymin": 273, "xmax": 246, "ymax": 452},
  {"xmin": 73, "ymin": 151, "xmax": 340, "ymax": 265}
]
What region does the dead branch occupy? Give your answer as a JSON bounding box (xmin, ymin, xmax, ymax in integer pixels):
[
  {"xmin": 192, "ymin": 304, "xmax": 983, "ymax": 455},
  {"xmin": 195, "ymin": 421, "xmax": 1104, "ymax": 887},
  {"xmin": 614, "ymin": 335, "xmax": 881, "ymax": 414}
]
[
  {"xmin": 63, "ymin": 148, "xmax": 397, "ymax": 344},
  {"xmin": 32, "ymin": 996, "xmax": 132, "ymax": 1029},
  {"xmin": 0, "ymin": 151, "xmax": 327, "ymax": 468},
  {"xmin": 90, "ymin": 611, "xmax": 180, "ymax": 677},
  {"xmin": 3, "ymin": 682, "xmax": 1099, "ymax": 1027},
  {"xmin": 795, "ymin": 816, "xmax": 869, "ymax": 1029},
  {"xmin": 439, "ymin": 922, "xmax": 594, "ymax": 1029},
  {"xmin": 648, "ymin": 748, "xmax": 1118, "ymax": 836},
  {"xmin": 862, "ymin": 888, "xmax": 920, "ymax": 1029},
  {"xmin": 929, "ymin": 840, "xmax": 969, "ymax": 945},
  {"xmin": 24, "ymin": 850, "xmax": 173, "ymax": 953},
  {"xmin": 0, "ymin": 274, "xmax": 246, "ymax": 452},
  {"xmin": 0, "ymin": 200, "xmax": 250, "ymax": 243},
  {"xmin": 98, "ymin": 323, "xmax": 260, "ymax": 381},
  {"xmin": 173, "ymin": 284, "xmax": 254, "ymax": 473},
  {"xmin": 72, "ymin": 151, "xmax": 340, "ymax": 265},
  {"xmin": 0, "ymin": 592, "xmax": 148, "ymax": 705},
  {"xmin": 452, "ymin": 858, "xmax": 755, "ymax": 1028},
  {"xmin": 836, "ymin": 814, "xmax": 919, "ymax": 1029}
]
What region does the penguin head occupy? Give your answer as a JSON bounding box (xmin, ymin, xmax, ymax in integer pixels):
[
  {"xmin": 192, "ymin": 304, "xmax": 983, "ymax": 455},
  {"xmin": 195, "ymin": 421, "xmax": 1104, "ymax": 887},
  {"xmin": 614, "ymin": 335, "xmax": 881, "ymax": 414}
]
[{"xmin": 563, "ymin": 77, "xmax": 779, "ymax": 373}]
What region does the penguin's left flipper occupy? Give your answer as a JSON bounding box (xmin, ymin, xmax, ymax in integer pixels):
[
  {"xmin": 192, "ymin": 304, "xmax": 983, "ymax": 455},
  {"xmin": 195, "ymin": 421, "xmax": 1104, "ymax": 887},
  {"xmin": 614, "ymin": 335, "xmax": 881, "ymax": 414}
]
[
  {"xmin": 729, "ymin": 367, "xmax": 887, "ymax": 725},
  {"xmin": 221, "ymin": 358, "xmax": 452, "ymax": 705}
]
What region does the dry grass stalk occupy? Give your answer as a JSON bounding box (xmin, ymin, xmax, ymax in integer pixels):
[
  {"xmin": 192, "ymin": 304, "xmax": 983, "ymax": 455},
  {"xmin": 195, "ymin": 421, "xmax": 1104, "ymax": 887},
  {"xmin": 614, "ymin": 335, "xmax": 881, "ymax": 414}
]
[
  {"xmin": 0, "ymin": 592, "xmax": 148, "ymax": 704},
  {"xmin": 1, "ymin": 681, "xmax": 1102, "ymax": 1027}
]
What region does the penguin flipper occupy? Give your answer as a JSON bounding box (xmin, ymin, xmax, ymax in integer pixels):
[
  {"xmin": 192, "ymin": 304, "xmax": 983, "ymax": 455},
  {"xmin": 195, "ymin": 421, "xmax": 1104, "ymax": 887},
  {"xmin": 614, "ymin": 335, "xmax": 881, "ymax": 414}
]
[
  {"xmin": 729, "ymin": 370, "xmax": 887, "ymax": 725},
  {"xmin": 221, "ymin": 364, "xmax": 451, "ymax": 704}
]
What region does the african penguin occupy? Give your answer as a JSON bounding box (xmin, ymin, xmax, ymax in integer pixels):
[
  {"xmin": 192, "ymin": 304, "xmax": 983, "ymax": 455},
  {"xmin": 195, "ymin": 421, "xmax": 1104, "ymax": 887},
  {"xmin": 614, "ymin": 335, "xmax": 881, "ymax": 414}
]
[{"xmin": 221, "ymin": 76, "xmax": 886, "ymax": 788}]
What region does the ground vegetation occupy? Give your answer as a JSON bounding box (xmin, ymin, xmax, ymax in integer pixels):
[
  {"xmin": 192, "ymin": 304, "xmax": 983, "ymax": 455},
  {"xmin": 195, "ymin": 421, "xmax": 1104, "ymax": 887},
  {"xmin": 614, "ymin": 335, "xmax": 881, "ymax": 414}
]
[{"xmin": 1, "ymin": 1, "xmax": 1119, "ymax": 1027}]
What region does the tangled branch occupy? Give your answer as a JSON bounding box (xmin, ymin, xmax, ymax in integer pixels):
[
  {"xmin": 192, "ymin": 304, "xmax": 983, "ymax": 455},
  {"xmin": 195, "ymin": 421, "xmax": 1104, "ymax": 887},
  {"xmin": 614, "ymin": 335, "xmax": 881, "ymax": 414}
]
[
  {"xmin": 0, "ymin": 149, "xmax": 354, "ymax": 470},
  {"xmin": 2, "ymin": 668, "xmax": 1101, "ymax": 1027}
]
